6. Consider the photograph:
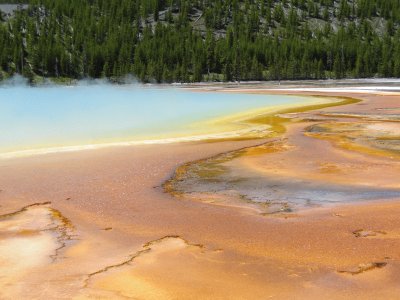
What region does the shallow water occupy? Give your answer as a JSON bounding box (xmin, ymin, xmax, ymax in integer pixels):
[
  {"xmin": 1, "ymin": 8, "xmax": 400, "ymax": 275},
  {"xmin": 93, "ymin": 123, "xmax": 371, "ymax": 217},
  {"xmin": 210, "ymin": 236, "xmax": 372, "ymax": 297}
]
[{"xmin": 0, "ymin": 85, "xmax": 309, "ymax": 154}]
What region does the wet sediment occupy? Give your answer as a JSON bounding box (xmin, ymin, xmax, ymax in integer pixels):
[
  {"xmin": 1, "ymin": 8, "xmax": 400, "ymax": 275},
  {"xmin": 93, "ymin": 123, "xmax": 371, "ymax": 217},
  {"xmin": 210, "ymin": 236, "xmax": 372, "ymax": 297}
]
[
  {"xmin": 165, "ymin": 95, "xmax": 400, "ymax": 215},
  {"xmin": 1, "ymin": 91, "xmax": 400, "ymax": 299}
]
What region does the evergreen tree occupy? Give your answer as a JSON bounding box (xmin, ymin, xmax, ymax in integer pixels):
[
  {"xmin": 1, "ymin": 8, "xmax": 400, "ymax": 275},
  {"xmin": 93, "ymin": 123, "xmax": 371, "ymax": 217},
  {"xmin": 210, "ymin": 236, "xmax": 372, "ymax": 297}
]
[{"xmin": 0, "ymin": 0, "xmax": 399, "ymax": 83}]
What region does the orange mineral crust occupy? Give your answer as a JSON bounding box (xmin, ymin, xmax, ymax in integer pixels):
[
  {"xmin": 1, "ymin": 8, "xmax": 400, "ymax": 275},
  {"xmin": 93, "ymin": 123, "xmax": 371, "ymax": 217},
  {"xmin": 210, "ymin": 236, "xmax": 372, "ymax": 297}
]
[{"xmin": 0, "ymin": 90, "xmax": 400, "ymax": 299}]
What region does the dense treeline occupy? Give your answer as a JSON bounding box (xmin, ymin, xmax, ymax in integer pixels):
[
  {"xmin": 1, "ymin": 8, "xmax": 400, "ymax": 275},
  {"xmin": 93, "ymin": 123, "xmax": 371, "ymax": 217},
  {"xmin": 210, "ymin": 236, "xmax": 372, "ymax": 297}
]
[{"xmin": 0, "ymin": 0, "xmax": 400, "ymax": 83}]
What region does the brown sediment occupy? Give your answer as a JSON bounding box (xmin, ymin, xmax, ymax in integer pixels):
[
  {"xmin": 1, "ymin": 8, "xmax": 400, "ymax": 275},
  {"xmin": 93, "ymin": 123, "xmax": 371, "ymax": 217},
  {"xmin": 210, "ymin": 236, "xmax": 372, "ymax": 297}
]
[
  {"xmin": 0, "ymin": 201, "xmax": 76, "ymax": 298},
  {"xmin": 338, "ymin": 262, "xmax": 388, "ymax": 275},
  {"xmin": 165, "ymin": 92, "xmax": 400, "ymax": 214},
  {"xmin": 1, "ymin": 89, "xmax": 400, "ymax": 299},
  {"xmin": 0, "ymin": 201, "xmax": 51, "ymax": 219},
  {"xmin": 193, "ymin": 96, "xmax": 360, "ymax": 144},
  {"xmin": 48, "ymin": 207, "xmax": 75, "ymax": 262},
  {"xmin": 304, "ymin": 119, "xmax": 400, "ymax": 159},
  {"xmin": 162, "ymin": 139, "xmax": 270, "ymax": 197},
  {"xmin": 247, "ymin": 96, "xmax": 361, "ymax": 135},
  {"xmin": 83, "ymin": 236, "xmax": 204, "ymax": 287},
  {"xmin": 353, "ymin": 229, "xmax": 387, "ymax": 238},
  {"xmin": 0, "ymin": 202, "xmax": 75, "ymax": 262}
]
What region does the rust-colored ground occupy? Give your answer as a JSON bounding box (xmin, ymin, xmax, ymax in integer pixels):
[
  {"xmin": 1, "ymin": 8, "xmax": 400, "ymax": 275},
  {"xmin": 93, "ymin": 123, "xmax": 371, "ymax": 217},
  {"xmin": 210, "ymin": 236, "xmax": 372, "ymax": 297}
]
[{"xmin": 0, "ymin": 90, "xmax": 399, "ymax": 299}]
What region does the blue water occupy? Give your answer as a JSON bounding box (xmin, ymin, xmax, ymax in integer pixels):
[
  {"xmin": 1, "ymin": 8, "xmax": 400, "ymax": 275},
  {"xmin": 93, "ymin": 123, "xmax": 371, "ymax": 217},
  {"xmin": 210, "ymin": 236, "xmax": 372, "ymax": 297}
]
[{"xmin": 0, "ymin": 85, "xmax": 308, "ymax": 153}]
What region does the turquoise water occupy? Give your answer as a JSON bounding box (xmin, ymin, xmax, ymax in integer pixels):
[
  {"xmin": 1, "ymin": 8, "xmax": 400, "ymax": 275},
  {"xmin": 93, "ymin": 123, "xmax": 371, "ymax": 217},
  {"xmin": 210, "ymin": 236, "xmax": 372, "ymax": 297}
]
[{"xmin": 0, "ymin": 85, "xmax": 309, "ymax": 154}]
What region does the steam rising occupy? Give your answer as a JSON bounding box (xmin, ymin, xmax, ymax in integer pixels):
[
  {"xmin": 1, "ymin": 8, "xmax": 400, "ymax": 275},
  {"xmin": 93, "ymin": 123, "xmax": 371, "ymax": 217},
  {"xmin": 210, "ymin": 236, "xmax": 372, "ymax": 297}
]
[{"xmin": 0, "ymin": 74, "xmax": 141, "ymax": 88}]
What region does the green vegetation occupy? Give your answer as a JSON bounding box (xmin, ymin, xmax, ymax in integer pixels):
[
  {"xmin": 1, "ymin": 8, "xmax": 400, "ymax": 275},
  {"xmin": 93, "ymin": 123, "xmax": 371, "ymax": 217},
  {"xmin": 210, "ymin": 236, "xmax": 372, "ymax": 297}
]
[{"xmin": 0, "ymin": 0, "xmax": 400, "ymax": 83}]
